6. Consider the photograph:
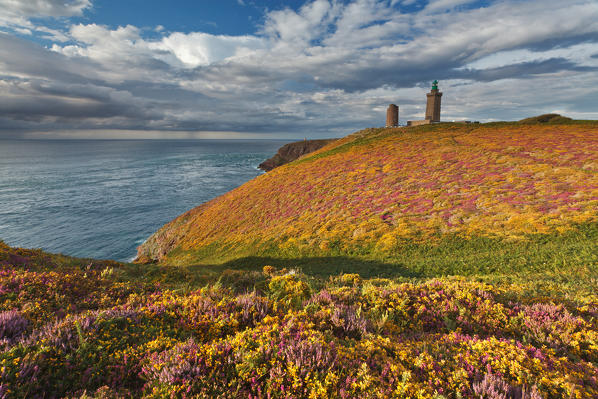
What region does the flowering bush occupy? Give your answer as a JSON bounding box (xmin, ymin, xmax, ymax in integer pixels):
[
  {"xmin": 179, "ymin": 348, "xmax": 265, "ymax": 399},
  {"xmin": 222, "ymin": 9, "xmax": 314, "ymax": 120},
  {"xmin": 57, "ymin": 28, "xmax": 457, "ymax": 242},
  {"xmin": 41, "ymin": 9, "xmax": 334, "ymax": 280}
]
[
  {"xmin": 472, "ymin": 373, "xmax": 542, "ymax": 399},
  {"xmin": 268, "ymin": 273, "xmax": 312, "ymax": 310},
  {"xmin": 1, "ymin": 251, "xmax": 596, "ymax": 398},
  {"xmin": 0, "ymin": 310, "xmax": 29, "ymax": 347}
]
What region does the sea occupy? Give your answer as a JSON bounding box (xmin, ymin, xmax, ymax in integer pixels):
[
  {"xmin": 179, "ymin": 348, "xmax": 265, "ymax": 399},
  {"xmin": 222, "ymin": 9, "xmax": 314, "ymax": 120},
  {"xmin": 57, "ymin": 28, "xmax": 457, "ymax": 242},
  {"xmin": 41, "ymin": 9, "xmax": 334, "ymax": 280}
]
[{"xmin": 0, "ymin": 139, "xmax": 287, "ymax": 261}]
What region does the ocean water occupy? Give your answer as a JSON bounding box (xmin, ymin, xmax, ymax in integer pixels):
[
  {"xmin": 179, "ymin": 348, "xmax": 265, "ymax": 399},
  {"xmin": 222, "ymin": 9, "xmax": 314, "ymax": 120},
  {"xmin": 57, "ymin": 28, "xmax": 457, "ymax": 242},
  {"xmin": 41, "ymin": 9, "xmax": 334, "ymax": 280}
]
[{"xmin": 0, "ymin": 139, "xmax": 286, "ymax": 261}]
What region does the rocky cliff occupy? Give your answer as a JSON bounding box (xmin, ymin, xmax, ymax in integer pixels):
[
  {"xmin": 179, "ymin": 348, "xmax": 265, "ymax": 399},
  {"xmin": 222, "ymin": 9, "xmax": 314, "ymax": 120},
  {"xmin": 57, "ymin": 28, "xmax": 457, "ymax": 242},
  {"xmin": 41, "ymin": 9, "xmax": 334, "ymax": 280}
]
[{"xmin": 258, "ymin": 139, "xmax": 337, "ymax": 171}]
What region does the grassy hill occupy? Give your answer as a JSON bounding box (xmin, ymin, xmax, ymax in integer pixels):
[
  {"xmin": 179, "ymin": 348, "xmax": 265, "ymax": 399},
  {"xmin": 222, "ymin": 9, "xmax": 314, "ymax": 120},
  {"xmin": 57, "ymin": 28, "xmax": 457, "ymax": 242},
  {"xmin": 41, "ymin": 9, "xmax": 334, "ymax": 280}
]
[
  {"xmin": 2, "ymin": 119, "xmax": 597, "ymax": 398},
  {"xmin": 137, "ymin": 121, "xmax": 598, "ymax": 277}
]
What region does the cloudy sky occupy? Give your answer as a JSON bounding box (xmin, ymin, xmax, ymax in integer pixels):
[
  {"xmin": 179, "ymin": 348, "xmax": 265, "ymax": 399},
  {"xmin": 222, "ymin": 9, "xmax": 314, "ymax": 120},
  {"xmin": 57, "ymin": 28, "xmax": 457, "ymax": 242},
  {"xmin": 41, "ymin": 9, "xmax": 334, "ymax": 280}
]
[{"xmin": 0, "ymin": 0, "xmax": 597, "ymax": 139}]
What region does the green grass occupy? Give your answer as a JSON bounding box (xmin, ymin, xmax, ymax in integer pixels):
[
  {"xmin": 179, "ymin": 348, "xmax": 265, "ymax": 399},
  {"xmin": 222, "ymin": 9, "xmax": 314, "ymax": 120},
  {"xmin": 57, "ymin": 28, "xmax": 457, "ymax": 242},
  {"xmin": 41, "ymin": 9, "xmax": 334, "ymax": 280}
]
[
  {"xmin": 3, "ymin": 222, "xmax": 596, "ymax": 302},
  {"xmin": 109, "ymin": 221, "xmax": 598, "ymax": 301},
  {"xmin": 157, "ymin": 221, "xmax": 597, "ymax": 276}
]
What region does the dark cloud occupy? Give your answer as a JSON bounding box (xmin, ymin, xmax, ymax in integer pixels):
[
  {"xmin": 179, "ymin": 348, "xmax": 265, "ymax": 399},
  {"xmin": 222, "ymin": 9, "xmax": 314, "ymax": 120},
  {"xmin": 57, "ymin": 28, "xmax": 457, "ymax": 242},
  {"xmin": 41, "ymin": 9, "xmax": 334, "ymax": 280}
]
[
  {"xmin": 521, "ymin": 35, "xmax": 598, "ymax": 53},
  {"xmin": 0, "ymin": 34, "xmax": 100, "ymax": 84},
  {"xmin": 457, "ymin": 58, "xmax": 598, "ymax": 82}
]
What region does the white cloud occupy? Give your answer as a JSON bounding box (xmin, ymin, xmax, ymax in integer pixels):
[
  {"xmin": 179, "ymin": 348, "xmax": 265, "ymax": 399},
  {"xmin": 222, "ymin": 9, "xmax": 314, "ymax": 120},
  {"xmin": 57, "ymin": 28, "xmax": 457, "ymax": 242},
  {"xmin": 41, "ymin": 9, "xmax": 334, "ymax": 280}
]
[
  {"xmin": 0, "ymin": 0, "xmax": 91, "ymax": 21},
  {"xmin": 0, "ymin": 0, "xmax": 90, "ymax": 44},
  {"xmin": 55, "ymin": 23, "xmax": 267, "ymax": 69},
  {"xmin": 0, "ymin": 0, "xmax": 90, "ymax": 29},
  {"xmin": 263, "ymin": 0, "xmax": 340, "ymax": 47},
  {"xmin": 13, "ymin": 26, "xmax": 31, "ymax": 35},
  {"xmin": 0, "ymin": 0, "xmax": 91, "ymax": 19},
  {"xmin": 461, "ymin": 43, "xmax": 598, "ymax": 70},
  {"xmin": 55, "ymin": 24, "xmax": 157, "ymax": 82},
  {"xmin": 424, "ymin": 0, "xmax": 478, "ymax": 13},
  {"xmin": 150, "ymin": 32, "xmax": 267, "ymax": 67},
  {"xmin": 322, "ymin": 0, "xmax": 408, "ymax": 49}
]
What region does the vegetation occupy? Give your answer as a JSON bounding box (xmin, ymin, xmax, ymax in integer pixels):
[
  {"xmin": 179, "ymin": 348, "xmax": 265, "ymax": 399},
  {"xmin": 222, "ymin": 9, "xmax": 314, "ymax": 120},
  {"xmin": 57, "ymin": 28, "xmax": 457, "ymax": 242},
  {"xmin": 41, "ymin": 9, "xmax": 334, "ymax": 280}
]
[
  {"xmin": 1, "ymin": 242, "xmax": 597, "ymax": 398},
  {"xmin": 2, "ymin": 119, "xmax": 597, "ymax": 397},
  {"xmin": 138, "ymin": 121, "xmax": 598, "ymax": 267},
  {"xmin": 519, "ymin": 114, "xmax": 573, "ymax": 124}
]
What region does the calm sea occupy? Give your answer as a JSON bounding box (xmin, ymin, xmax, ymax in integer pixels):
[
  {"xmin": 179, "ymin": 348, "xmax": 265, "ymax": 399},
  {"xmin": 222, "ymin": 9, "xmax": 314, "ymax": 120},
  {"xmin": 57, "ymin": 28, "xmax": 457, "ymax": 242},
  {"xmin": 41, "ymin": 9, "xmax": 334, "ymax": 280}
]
[{"xmin": 0, "ymin": 139, "xmax": 286, "ymax": 261}]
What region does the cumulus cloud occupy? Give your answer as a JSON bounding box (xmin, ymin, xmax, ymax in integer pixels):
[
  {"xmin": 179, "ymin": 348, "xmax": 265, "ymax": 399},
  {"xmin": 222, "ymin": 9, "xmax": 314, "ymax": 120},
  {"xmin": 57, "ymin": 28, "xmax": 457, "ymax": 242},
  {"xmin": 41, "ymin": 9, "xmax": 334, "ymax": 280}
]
[
  {"xmin": 263, "ymin": 0, "xmax": 340, "ymax": 46},
  {"xmin": 150, "ymin": 32, "xmax": 267, "ymax": 67},
  {"xmin": 0, "ymin": 0, "xmax": 597, "ymax": 137}
]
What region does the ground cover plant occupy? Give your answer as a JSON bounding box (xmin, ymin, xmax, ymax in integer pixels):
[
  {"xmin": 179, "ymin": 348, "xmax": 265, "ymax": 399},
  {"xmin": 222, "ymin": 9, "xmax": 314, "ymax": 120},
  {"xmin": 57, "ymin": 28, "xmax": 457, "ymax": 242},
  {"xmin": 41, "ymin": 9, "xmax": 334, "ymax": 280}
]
[
  {"xmin": 1, "ymin": 242, "xmax": 597, "ymax": 398},
  {"xmin": 137, "ymin": 121, "xmax": 598, "ymax": 265},
  {"xmin": 2, "ymin": 120, "xmax": 597, "ymax": 397}
]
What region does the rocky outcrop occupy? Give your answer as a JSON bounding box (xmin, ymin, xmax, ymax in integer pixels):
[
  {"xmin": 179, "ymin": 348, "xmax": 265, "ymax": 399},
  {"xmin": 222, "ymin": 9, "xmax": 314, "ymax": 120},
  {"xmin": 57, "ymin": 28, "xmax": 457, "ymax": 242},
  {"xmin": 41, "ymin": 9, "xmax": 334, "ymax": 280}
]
[{"xmin": 258, "ymin": 139, "xmax": 337, "ymax": 171}]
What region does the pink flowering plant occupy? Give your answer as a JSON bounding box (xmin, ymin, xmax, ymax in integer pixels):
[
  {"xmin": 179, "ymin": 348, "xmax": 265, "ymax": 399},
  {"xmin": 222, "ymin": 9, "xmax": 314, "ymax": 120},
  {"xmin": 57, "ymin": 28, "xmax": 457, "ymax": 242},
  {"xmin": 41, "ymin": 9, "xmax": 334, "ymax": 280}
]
[{"xmin": 1, "ymin": 243, "xmax": 596, "ymax": 398}]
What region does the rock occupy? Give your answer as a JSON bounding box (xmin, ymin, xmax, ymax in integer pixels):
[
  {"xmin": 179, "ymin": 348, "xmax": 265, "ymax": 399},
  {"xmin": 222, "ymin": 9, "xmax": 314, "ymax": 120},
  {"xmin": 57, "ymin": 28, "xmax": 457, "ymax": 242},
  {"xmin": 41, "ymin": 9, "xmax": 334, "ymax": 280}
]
[{"xmin": 258, "ymin": 139, "xmax": 337, "ymax": 171}]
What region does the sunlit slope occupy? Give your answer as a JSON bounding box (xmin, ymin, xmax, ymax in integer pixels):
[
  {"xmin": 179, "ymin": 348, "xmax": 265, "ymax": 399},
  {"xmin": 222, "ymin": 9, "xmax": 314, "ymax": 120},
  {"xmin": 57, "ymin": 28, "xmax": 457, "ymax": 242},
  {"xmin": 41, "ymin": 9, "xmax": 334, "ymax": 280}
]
[{"xmin": 137, "ymin": 122, "xmax": 598, "ymax": 265}]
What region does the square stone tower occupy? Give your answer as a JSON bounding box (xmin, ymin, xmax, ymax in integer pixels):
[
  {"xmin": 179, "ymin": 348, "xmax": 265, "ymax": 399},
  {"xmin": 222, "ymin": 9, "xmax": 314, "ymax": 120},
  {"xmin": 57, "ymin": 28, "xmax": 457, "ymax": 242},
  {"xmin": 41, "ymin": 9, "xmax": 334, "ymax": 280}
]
[
  {"xmin": 386, "ymin": 104, "xmax": 399, "ymax": 127},
  {"xmin": 425, "ymin": 80, "xmax": 442, "ymax": 122}
]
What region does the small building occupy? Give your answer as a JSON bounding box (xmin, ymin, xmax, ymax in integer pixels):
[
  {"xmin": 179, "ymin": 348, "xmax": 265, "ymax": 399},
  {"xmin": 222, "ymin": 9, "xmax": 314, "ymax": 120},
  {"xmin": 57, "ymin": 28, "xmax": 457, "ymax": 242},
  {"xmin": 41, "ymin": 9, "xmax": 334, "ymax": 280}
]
[
  {"xmin": 386, "ymin": 104, "xmax": 399, "ymax": 127},
  {"xmin": 406, "ymin": 119, "xmax": 432, "ymax": 127}
]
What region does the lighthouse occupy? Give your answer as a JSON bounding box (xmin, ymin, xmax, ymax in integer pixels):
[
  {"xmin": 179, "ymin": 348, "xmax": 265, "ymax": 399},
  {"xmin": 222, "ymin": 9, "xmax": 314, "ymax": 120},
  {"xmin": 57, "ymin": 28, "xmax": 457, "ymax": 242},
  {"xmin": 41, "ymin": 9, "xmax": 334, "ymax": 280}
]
[{"xmin": 425, "ymin": 80, "xmax": 442, "ymax": 122}]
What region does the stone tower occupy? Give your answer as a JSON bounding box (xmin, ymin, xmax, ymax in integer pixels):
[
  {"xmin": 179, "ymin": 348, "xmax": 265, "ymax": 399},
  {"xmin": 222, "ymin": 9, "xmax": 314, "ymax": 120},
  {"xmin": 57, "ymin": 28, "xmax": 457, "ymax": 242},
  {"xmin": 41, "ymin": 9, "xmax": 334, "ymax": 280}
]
[
  {"xmin": 386, "ymin": 104, "xmax": 399, "ymax": 127},
  {"xmin": 425, "ymin": 80, "xmax": 442, "ymax": 122}
]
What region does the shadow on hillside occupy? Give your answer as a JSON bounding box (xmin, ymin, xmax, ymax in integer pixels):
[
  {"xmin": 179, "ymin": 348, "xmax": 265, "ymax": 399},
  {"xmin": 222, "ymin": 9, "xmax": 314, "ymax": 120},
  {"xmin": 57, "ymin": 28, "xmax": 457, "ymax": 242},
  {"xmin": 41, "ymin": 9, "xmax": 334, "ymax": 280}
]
[
  {"xmin": 123, "ymin": 256, "xmax": 418, "ymax": 291},
  {"xmin": 220, "ymin": 256, "xmax": 421, "ymax": 279}
]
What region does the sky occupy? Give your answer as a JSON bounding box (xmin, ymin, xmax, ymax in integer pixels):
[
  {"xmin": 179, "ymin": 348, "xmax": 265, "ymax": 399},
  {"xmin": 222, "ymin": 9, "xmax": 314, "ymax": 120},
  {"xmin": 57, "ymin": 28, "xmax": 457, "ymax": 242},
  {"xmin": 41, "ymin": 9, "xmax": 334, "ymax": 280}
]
[{"xmin": 0, "ymin": 0, "xmax": 597, "ymax": 139}]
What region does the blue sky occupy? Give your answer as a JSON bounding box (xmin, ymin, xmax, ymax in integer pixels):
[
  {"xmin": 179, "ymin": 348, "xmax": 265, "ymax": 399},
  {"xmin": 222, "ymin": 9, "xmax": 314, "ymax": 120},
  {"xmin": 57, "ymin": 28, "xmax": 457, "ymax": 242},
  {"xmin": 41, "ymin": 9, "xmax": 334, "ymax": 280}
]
[
  {"xmin": 71, "ymin": 0, "xmax": 458, "ymax": 34},
  {"xmin": 72, "ymin": 1, "xmax": 269, "ymax": 37},
  {"xmin": 0, "ymin": 0, "xmax": 597, "ymax": 138}
]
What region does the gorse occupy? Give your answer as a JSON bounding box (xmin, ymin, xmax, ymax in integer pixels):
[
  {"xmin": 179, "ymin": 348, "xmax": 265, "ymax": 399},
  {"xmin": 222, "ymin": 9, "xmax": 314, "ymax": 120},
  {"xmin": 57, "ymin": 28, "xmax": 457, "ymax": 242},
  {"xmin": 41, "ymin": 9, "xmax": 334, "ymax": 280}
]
[
  {"xmin": 137, "ymin": 122, "xmax": 598, "ymax": 265},
  {"xmin": 1, "ymin": 246, "xmax": 597, "ymax": 398}
]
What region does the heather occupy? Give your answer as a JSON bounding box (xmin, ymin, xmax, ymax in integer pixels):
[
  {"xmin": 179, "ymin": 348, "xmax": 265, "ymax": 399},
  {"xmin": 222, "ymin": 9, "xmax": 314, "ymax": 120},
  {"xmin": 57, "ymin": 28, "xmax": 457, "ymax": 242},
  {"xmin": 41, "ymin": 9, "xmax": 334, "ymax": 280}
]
[
  {"xmin": 2, "ymin": 120, "xmax": 597, "ymax": 398},
  {"xmin": 1, "ymin": 242, "xmax": 597, "ymax": 398},
  {"xmin": 137, "ymin": 122, "xmax": 598, "ymax": 265}
]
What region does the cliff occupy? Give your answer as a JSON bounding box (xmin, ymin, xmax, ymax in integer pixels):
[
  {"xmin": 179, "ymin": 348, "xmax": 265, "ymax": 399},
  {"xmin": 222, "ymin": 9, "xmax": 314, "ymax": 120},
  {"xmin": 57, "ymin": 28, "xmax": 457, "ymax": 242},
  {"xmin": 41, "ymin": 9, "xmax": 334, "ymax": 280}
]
[
  {"xmin": 258, "ymin": 138, "xmax": 337, "ymax": 171},
  {"xmin": 137, "ymin": 120, "xmax": 598, "ymax": 266}
]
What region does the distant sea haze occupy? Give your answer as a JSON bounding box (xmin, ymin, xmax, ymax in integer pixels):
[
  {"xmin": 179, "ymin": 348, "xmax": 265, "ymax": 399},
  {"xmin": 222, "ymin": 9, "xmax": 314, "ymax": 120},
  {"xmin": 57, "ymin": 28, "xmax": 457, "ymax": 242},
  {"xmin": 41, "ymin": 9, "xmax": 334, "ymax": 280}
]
[{"xmin": 0, "ymin": 139, "xmax": 286, "ymax": 261}]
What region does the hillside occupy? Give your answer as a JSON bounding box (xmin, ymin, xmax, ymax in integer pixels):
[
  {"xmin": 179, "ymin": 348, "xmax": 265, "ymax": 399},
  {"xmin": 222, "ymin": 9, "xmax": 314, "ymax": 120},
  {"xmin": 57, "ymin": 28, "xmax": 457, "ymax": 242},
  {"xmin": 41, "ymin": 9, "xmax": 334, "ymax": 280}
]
[
  {"xmin": 2, "ymin": 240, "xmax": 598, "ymax": 398},
  {"xmin": 258, "ymin": 138, "xmax": 338, "ymax": 171},
  {"xmin": 137, "ymin": 121, "xmax": 598, "ymax": 269}
]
